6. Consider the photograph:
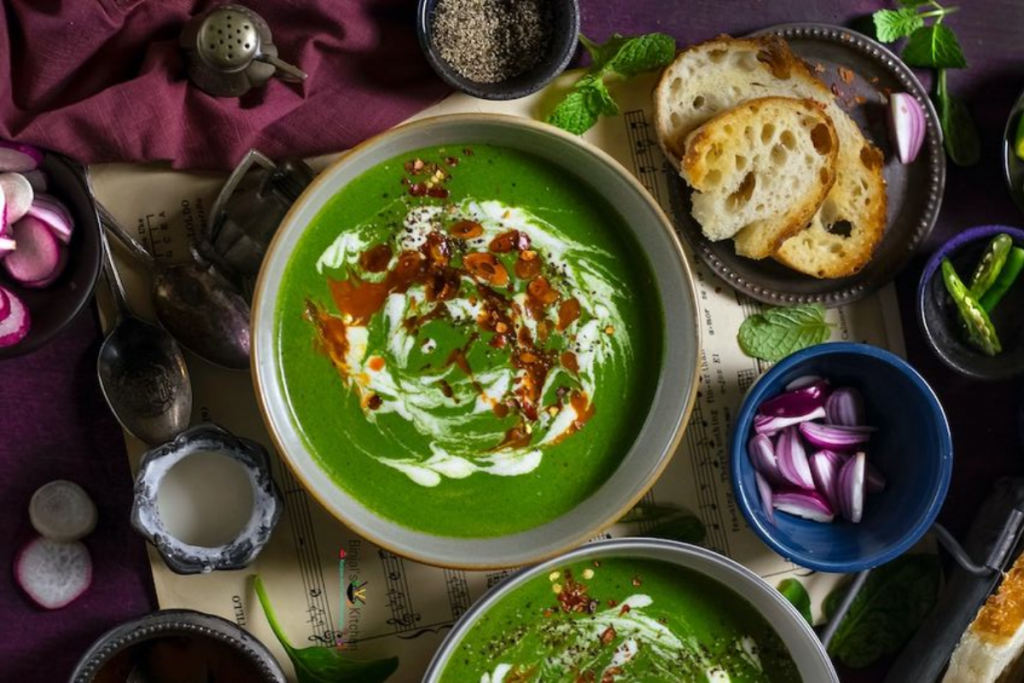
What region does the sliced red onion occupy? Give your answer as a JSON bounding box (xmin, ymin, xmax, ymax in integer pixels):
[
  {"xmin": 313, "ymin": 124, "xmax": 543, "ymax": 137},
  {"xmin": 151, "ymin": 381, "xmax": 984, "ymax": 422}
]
[
  {"xmin": 785, "ymin": 374, "xmax": 823, "ymax": 391},
  {"xmin": 865, "ymin": 460, "xmax": 887, "ymax": 493},
  {"xmin": 755, "ymin": 471, "xmax": 774, "ymax": 523},
  {"xmin": 888, "ymin": 92, "xmax": 925, "ymax": 164},
  {"xmin": 838, "ymin": 452, "xmax": 866, "ymax": 523},
  {"xmin": 753, "ymin": 406, "xmax": 827, "ymax": 436},
  {"xmin": 799, "ymin": 421, "xmax": 874, "ymax": 449},
  {"xmin": 773, "ymin": 491, "xmax": 834, "ymax": 523},
  {"xmin": 748, "ymin": 434, "xmax": 783, "ymax": 484},
  {"xmin": 825, "ymin": 387, "xmax": 865, "ymax": 427},
  {"xmin": 0, "ymin": 141, "xmax": 43, "ymax": 173},
  {"xmin": 758, "ymin": 380, "xmax": 831, "ymax": 418},
  {"xmin": 810, "ymin": 450, "xmax": 845, "ymax": 510},
  {"xmin": 777, "ymin": 426, "xmax": 814, "ymax": 489}
]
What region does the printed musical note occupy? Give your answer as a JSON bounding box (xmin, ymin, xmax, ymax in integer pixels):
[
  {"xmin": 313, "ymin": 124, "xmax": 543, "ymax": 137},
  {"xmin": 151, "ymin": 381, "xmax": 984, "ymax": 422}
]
[{"xmin": 378, "ymin": 550, "xmax": 422, "ymax": 634}]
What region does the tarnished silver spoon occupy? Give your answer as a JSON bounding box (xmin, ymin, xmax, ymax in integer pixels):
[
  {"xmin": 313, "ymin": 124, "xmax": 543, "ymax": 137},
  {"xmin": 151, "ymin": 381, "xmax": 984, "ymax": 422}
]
[
  {"xmin": 96, "ymin": 203, "xmax": 252, "ymax": 371},
  {"xmin": 97, "ymin": 228, "xmax": 193, "ymax": 446}
]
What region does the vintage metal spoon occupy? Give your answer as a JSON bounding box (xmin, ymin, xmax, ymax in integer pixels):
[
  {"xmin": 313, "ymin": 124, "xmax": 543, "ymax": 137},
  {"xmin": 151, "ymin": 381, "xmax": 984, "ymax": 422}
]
[
  {"xmin": 97, "ymin": 228, "xmax": 193, "ymax": 446},
  {"xmin": 97, "ymin": 203, "xmax": 252, "ymax": 371}
]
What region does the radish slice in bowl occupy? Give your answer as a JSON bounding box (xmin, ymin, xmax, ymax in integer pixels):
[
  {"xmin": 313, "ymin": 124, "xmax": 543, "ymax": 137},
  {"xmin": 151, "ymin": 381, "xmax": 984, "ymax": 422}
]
[
  {"xmin": 0, "ymin": 141, "xmax": 43, "ymax": 173},
  {"xmin": 15, "ymin": 537, "xmax": 92, "ymax": 609},
  {"xmin": 0, "ymin": 286, "xmax": 30, "ymax": 347},
  {"xmin": 0, "ymin": 173, "xmax": 33, "ymax": 223},
  {"xmin": 3, "ymin": 216, "xmax": 63, "ymax": 284}
]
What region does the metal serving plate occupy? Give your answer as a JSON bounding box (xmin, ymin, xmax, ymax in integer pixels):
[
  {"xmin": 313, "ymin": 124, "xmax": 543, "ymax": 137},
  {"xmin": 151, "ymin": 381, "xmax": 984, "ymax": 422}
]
[{"xmin": 668, "ymin": 23, "xmax": 946, "ymax": 307}]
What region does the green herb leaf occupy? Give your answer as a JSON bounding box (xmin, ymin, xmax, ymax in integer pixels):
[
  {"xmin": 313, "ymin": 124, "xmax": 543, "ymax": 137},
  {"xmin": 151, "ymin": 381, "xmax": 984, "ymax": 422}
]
[
  {"xmin": 778, "ymin": 578, "xmax": 813, "ymax": 625},
  {"xmin": 873, "ymin": 8, "xmax": 924, "ymax": 43},
  {"xmin": 619, "ymin": 503, "xmax": 707, "ymax": 544},
  {"xmin": 604, "ymin": 33, "xmax": 677, "ymax": 77},
  {"xmin": 253, "ymin": 576, "xmax": 398, "ymax": 683},
  {"xmin": 737, "ymin": 304, "xmax": 832, "ymax": 362},
  {"xmin": 898, "ymin": 0, "xmax": 931, "ymax": 7},
  {"xmin": 824, "ymin": 555, "xmax": 941, "ymax": 668},
  {"xmin": 582, "ymin": 77, "xmax": 620, "ymax": 116},
  {"xmin": 902, "ymin": 24, "xmax": 967, "ymax": 69},
  {"xmin": 547, "ymin": 89, "xmax": 601, "ymax": 135},
  {"xmin": 937, "ymin": 70, "xmax": 981, "ymax": 166}
]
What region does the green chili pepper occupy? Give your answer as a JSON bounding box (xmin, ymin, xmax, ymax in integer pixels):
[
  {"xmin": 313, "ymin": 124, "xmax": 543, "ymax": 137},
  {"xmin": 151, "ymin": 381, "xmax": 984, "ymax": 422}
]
[
  {"xmin": 980, "ymin": 246, "xmax": 1024, "ymax": 312},
  {"xmin": 942, "ymin": 259, "xmax": 1002, "ymax": 356},
  {"xmin": 1015, "ymin": 112, "xmax": 1024, "ymax": 162},
  {"xmin": 968, "ymin": 233, "xmax": 1012, "ymax": 299}
]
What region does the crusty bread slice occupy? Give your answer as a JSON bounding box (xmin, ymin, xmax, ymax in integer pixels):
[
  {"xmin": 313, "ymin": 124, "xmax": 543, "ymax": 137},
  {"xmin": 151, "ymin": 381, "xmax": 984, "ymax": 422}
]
[
  {"xmin": 654, "ymin": 36, "xmax": 887, "ymax": 278},
  {"xmin": 944, "ymin": 552, "xmax": 1024, "ymax": 682},
  {"xmin": 680, "ymin": 97, "xmax": 839, "ymax": 258}
]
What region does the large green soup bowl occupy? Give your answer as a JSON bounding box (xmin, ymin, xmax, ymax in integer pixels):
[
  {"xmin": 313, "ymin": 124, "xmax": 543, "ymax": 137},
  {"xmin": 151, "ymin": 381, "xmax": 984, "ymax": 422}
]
[{"xmin": 252, "ymin": 114, "xmax": 700, "ymax": 568}]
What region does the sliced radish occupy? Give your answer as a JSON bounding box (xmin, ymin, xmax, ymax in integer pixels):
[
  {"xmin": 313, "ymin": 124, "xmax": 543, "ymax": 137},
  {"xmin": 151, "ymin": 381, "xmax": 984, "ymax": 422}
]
[
  {"xmin": 26, "ymin": 195, "xmax": 73, "ymax": 245},
  {"xmin": 22, "ymin": 169, "xmax": 48, "ymax": 192},
  {"xmin": 0, "ymin": 173, "xmax": 33, "ymax": 223},
  {"xmin": 3, "ymin": 216, "xmax": 62, "ymax": 283},
  {"xmin": 30, "ymin": 481, "xmax": 98, "ymax": 542},
  {"xmin": 0, "ymin": 286, "xmax": 29, "ymax": 346},
  {"xmin": 15, "ymin": 537, "xmax": 92, "ymax": 609},
  {"xmin": 0, "ymin": 141, "xmax": 43, "ymax": 173}
]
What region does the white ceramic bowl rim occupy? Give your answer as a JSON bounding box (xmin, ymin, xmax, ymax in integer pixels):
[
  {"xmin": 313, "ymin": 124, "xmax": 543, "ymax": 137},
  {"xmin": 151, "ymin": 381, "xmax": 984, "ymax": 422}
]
[{"xmin": 251, "ymin": 114, "xmax": 701, "ymax": 569}]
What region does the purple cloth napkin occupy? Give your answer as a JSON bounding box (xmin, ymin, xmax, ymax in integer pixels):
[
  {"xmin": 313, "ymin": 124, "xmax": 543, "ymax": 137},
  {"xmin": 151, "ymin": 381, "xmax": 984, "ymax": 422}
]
[
  {"xmin": 0, "ymin": 0, "xmax": 449, "ymax": 170},
  {"xmin": 0, "ymin": 310, "xmax": 157, "ymax": 682}
]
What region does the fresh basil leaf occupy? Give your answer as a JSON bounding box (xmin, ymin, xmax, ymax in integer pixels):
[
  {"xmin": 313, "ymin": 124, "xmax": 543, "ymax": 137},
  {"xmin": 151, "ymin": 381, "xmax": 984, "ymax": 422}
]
[
  {"xmin": 937, "ymin": 70, "xmax": 981, "ymax": 166},
  {"xmin": 902, "ymin": 24, "xmax": 967, "ymax": 69},
  {"xmin": 778, "ymin": 578, "xmax": 813, "ymax": 625},
  {"xmin": 737, "ymin": 304, "xmax": 832, "ymax": 362},
  {"xmin": 547, "ymin": 89, "xmax": 601, "ymax": 135},
  {"xmin": 824, "ymin": 555, "xmax": 941, "ymax": 669},
  {"xmin": 605, "ymin": 33, "xmax": 677, "ymax": 77},
  {"xmin": 253, "ymin": 576, "xmax": 398, "ymax": 683},
  {"xmin": 873, "ymin": 8, "xmax": 924, "ymax": 43}
]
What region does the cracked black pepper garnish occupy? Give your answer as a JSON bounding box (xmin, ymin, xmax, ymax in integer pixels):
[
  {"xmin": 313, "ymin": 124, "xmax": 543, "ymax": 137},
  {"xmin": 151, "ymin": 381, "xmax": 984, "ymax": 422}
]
[{"xmin": 430, "ymin": 0, "xmax": 551, "ymax": 84}]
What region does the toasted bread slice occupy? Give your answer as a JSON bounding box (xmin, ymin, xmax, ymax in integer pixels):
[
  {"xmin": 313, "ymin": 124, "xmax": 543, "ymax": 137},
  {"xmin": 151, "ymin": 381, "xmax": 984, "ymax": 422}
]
[
  {"xmin": 654, "ymin": 36, "xmax": 887, "ymax": 278},
  {"xmin": 944, "ymin": 552, "xmax": 1024, "ymax": 682},
  {"xmin": 681, "ymin": 97, "xmax": 839, "ymax": 258}
]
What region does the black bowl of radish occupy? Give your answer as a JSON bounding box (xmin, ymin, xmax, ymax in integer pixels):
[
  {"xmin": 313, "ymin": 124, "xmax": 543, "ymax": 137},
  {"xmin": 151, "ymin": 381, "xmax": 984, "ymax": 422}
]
[{"xmin": 0, "ymin": 142, "xmax": 101, "ymax": 359}]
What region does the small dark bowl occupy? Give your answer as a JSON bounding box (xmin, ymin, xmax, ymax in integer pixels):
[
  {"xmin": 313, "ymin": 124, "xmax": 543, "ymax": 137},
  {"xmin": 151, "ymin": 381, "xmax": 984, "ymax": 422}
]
[
  {"xmin": 0, "ymin": 153, "xmax": 101, "ymax": 359},
  {"xmin": 416, "ymin": 0, "xmax": 580, "ymax": 100},
  {"xmin": 1004, "ymin": 87, "xmax": 1024, "ymax": 214},
  {"xmin": 917, "ymin": 225, "xmax": 1024, "ymax": 381}
]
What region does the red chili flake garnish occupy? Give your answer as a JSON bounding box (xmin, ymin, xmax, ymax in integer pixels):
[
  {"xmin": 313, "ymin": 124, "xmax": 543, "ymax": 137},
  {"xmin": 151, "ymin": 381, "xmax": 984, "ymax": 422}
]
[
  {"xmin": 427, "ymin": 186, "xmax": 449, "ymax": 198},
  {"xmin": 462, "ymin": 147, "xmax": 474, "ymax": 156},
  {"xmin": 367, "ymin": 356, "xmax": 386, "ymax": 372},
  {"xmin": 367, "ymin": 394, "xmax": 383, "ymax": 410},
  {"xmin": 543, "ymin": 608, "xmax": 553, "ymax": 617},
  {"xmin": 515, "ymin": 252, "xmax": 543, "ymax": 280},
  {"xmin": 557, "ymin": 298, "xmax": 581, "ymax": 331},
  {"xmin": 359, "ymin": 244, "xmax": 393, "ymax": 273},
  {"xmin": 527, "ymin": 276, "xmax": 559, "ymax": 305},
  {"xmin": 838, "ymin": 67, "xmax": 855, "ymax": 84},
  {"xmin": 489, "ymin": 230, "xmax": 519, "ymax": 253},
  {"xmin": 619, "ymin": 603, "xmax": 631, "ymax": 616},
  {"xmin": 607, "ymin": 599, "xmax": 618, "ymax": 608},
  {"xmin": 450, "ymin": 220, "xmax": 484, "ymax": 239},
  {"xmin": 560, "ymin": 351, "xmax": 579, "ymax": 374},
  {"xmin": 601, "ymin": 667, "xmax": 623, "ymax": 683},
  {"xmin": 576, "ymin": 672, "xmax": 596, "ymax": 683},
  {"xmin": 556, "ymin": 570, "xmax": 593, "ymax": 613},
  {"xmin": 593, "ymin": 560, "xmax": 601, "ymax": 568},
  {"xmin": 600, "ymin": 626, "xmax": 616, "ymax": 646},
  {"xmin": 464, "ymin": 252, "xmax": 509, "ymax": 287},
  {"xmin": 409, "ymin": 182, "xmax": 427, "ymax": 197},
  {"xmin": 445, "ymin": 156, "xmax": 460, "ymax": 167}
]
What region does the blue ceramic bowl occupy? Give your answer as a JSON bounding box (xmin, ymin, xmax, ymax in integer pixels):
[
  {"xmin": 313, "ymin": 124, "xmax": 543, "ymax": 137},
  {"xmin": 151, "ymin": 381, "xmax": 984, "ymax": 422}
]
[
  {"xmin": 416, "ymin": 0, "xmax": 580, "ymax": 100},
  {"xmin": 918, "ymin": 225, "xmax": 1024, "ymax": 381},
  {"xmin": 731, "ymin": 343, "xmax": 952, "ymax": 573}
]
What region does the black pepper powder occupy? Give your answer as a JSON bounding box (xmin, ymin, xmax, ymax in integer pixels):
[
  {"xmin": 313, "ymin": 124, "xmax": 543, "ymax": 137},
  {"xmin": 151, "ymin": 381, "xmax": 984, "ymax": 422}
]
[{"xmin": 431, "ymin": 0, "xmax": 552, "ymax": 84}]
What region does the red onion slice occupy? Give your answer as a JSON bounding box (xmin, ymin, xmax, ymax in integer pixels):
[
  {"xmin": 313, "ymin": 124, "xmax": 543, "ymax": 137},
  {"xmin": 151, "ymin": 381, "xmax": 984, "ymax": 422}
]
[
  {"xmin": 754, "ymin": 406, "xmax": 827, "ymax": 436},
  {"xmin": 777, "ymin": 426, "xmax": 814, "ymax": 489},
  {"xmin": 889, "ymin": 93, "xmax": 926, "ymax": 164},
  {"xmin": 748, "ymin": 434, "xmax": 783, "ymax": 484},
  {"xmin": 838, "ymin": 452, "xmax": 866, "ymax": 523},
  {"xmin": 758, "ymin": 380, "xmax": 831, "ymax": 418},
  {"xmin": 810, "ymin": 450, "xmax": 845, "ymax": 510},
  {"xmin": 865, "ymin": 460, "xmax": 887, "ymax": 493},
  {"xmin": 773, "ymin": 491, "xmax": 835, "ymax": 523},
  {"xmin": 785, "ymin": 375, "xmax": 823, "ymax": 391},
  {"xmin": 799, "ymin": 421, "xmax": 874, "ymax": 449},
  {"xmin": 825, "ymin": 387, "xmax": 865, "ymax": 427},
  {"xmin": 755, "ymin": 471, "xmax": 775, "ymax": 523}
]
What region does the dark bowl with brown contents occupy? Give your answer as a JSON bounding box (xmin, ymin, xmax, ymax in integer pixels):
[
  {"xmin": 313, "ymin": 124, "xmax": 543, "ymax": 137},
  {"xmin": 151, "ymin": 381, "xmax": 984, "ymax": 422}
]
[{"xmin": 417, "ymin": 0, "xmax": 580, "ymax": 100}]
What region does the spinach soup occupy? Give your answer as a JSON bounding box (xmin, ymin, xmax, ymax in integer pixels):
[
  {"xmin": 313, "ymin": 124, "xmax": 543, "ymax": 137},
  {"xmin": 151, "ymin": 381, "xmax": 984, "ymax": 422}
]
[
  {"xmin": 440, "ymin": 557, "xmax": 800, "ymax": 682},
  {"xmin": 276, "ymin": 144, "xmax": 662, "ymax": 537}
]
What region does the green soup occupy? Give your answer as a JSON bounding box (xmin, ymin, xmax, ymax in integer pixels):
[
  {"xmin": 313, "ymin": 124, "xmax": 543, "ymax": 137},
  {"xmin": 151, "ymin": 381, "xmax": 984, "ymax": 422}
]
[
  {"xmin": 440, "ymin": 557, "xmax": 800, "ymax": 682},
  {"xmin": 276, "ymin": 144, "xmax": 662, "ymax": 537}
]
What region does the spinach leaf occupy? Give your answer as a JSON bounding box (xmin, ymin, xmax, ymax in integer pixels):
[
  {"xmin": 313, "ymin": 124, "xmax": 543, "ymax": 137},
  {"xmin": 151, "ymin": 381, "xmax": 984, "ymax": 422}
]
[
  {"xmin": 253, "ymin": 575, "xmax": 398, "ymax": 683},
  {"xmin": 778, "ymin": 578, "xmax": 813, "ymax": 625},
  {"xmin": 737, "ymin": 304, "xmax": 833, "ymax": 362},
  {"xmin": 823, "ymin": 555, "xmax": 941, "ymax": 668}
]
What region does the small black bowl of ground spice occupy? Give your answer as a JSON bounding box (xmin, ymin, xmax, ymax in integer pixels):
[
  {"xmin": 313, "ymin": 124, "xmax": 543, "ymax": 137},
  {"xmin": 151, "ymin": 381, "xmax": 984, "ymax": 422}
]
[{"xmin": 417, "ymin": 0, "xmax": 580, "ymax": 100}]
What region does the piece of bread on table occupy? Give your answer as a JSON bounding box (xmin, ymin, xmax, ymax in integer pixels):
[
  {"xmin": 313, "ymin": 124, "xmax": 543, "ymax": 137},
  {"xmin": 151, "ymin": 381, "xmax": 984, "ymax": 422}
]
[
  {"xmin": 654, "ymin": 35, "xmax": 887, "ymax": 278},
  {"xmin": 944, "ymin": 551, "xmax": 1024, "ymax": 683},
  {"xmin": 680, "ymin": 96, "xmax": 839, "ymax": 259}
]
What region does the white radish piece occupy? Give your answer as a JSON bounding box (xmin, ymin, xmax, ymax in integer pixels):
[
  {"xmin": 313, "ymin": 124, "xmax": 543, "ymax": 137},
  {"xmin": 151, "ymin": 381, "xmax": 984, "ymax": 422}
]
[
  {"xmin": 23, "ymin": 245, "xmax": 67, "ymax": 288},
  {"xmin": 3, "ymin": 216, "xmax": 62, "ymax": 283},
  {"xmin": 0, "ymin": 173, "xmax": 33, "ymax": 223},
  {"xmin": 26, "ymin": 195, "xmax": 74, "ymax": 244},
  {"xmin": 15, "ymin": 537, "xmax": 92, "ymax": 609},
  {"xmin": 0, "ymin": 286, "xmax": 29, "ymax": 347},
  {"xmin": 0, "ymin": 141, "xmax": 43, "ymax": 173},
  {"xmin": 21, "ymin": 169, "xmax": 48, "ymax": 192},
  {"xmin": 30, "ymin": 480, "xmax": 98, "ymax": 542}
]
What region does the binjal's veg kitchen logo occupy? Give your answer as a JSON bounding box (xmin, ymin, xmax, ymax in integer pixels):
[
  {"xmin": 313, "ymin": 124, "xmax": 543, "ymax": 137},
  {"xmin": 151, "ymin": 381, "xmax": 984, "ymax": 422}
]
[{"xmin": 337, "ymin": 546, "xmax": 369, "ymax": 648}]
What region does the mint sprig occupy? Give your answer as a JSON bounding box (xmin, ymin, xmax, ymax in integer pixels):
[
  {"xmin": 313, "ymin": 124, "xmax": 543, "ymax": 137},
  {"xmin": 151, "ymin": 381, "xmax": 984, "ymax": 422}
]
[
  {"xmin": 547, "ymin": 32, "xmax": 676, "ymax": 135},
  {"xmin": 872, "ymin": 1, "xmax": 978, "ymax": 166},
  {"xmin": 737, "ymin": 304, "xmax": 833, "ymax": 362}
]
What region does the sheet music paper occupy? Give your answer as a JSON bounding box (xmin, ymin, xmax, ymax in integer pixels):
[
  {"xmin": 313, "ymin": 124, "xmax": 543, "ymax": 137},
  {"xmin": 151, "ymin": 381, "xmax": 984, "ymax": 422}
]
[{"xmin": 91, "ymin": 71, "xmax": 906, "ymax": 681}]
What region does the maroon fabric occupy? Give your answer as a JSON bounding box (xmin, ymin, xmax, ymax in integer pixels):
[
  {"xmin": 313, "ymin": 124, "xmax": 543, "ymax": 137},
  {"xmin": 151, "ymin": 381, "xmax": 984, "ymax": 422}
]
[{"xmin": 0, "ymin": 0, "xmax": 448, "ymax": 170}]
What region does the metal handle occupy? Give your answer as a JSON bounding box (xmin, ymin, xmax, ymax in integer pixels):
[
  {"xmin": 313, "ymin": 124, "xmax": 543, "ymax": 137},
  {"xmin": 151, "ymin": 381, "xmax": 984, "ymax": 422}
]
[
  {"xmin": 95, "ymin": 202, "xmax": 157, "ymax": 269},
  {"xmin": 208, "ymin": 149, "xmax": 279, "ymax": 244},
  {"xmin": 257, "ymin": 53, "xmax": 307, "ymax": 81}
]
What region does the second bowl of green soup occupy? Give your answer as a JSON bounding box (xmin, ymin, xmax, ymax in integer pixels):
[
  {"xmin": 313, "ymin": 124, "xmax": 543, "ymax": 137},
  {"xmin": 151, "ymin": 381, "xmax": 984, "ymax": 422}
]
[{"xmin": 252, "ymin": 114, "xmax": 701, "ymax": 568}]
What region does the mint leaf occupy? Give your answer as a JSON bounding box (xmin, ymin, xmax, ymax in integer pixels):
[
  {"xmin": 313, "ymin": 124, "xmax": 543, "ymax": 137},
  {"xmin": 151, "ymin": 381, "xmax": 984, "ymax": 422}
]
[
  {"xmin": 547, "ymin": 89, "xmax": 601, "ymax": 135},
  {"xmin": 902, "ymin": 24, "xmax": 967, "ymax": 69},
  {"xmin": 824, "ymin": 555, "xmax": 940, "ymax": 668},
  {"xmin": 582, "ymin": 77, "xmax": 619, "ymax": 116},
  {"xmin": 580, "ymin": 33, "xmax": 630, "ymax": 70},
  {"xmin": 873, "ymin": 8, "xmax": 924, "ymax": 42},
  {"xmin": 898, "ymin": 0, "xmax": 931, "ymax": 6},
  {"xmin": 605, "ymin": 33, "xmax": 676, "ymax": 77},
  {"xmin": 937, "ymin": 70, "xmax": 980, "ymax": 166},
  {"xmin": 737, "ymin": 304, "xmax": 832, "ymax": 362},
  {"xmin": 778, "ymin": 578, "xmax": 813, "ymax": 625}
]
